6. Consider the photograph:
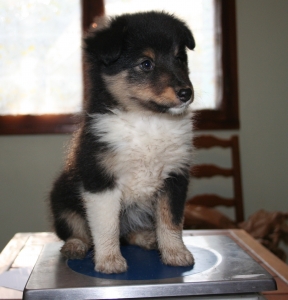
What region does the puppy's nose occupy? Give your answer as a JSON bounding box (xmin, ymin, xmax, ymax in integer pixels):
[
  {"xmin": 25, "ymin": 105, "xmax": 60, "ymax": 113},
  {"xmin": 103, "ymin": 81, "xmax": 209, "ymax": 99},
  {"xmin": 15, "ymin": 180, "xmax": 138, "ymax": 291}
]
[{"xmin": 177, "ymin": 88, "xmax": 193, "ymax": 102}]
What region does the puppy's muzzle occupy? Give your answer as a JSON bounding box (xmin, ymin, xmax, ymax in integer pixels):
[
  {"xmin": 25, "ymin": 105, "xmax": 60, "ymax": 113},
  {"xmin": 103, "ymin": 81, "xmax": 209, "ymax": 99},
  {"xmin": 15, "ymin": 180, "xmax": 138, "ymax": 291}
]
[{"xmin": 177, "ymin": 88, "xmax": 193, "ymax": 103}]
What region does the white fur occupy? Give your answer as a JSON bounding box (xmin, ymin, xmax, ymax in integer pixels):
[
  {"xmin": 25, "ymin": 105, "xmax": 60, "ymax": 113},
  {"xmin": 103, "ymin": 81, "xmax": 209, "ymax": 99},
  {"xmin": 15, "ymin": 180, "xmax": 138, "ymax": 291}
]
[
  {"xmin": 90, "ymin": 109, "xmax": 193, "ymax": 204},
  {"xmin": 82, "ymin": 109, "xmax": 193, "ymax": 272},
  {"xmin": 168, "ymin": 101, "xmax": 193, "ymax": 115},
  {"xmin": 83, "ymin": 189, "xmax": 122, "ymax": 251},
  {"xmin": 83, "ymin": 188, "xmax": 128, "ymax": 273}
]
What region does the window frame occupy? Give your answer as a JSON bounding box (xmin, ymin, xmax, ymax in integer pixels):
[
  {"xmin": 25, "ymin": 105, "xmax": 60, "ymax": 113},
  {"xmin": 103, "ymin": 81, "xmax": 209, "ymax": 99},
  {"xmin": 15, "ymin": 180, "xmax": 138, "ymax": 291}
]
[
  {"xmin": 194, "ymin": 0, "xmax": 239, "ymax": 130},
  {"xmin": 0, "ymin": 0, "xmax": 238, "ymax": 135}
]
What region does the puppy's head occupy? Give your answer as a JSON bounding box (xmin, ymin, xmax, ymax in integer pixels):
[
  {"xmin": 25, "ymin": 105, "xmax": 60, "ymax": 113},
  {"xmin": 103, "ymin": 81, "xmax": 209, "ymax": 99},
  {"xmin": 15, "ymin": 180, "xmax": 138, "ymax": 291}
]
[{"xmin": 84, "ymin": 11, "xmax": 195, "ymax": 115}]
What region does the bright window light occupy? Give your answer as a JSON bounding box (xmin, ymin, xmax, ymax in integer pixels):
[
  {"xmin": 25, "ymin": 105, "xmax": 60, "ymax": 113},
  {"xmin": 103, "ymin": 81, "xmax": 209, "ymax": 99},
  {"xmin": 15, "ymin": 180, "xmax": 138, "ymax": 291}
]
[
  {"xmin": 0, "ymin": 0, "xmax": 83, "ymax": 115},
  {"xmin": 0, "ymin": 0, "xmax": 220, "ymax": 116}
]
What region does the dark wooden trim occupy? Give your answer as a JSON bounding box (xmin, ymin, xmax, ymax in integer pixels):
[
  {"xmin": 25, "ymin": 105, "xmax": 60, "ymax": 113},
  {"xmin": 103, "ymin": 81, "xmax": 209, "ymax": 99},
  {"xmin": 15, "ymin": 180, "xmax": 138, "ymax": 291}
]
[
  {"xmin": 0, "ymin": 0, "xmax": 238, "ymax": 134},
  {"xmin": 231, "ymin": 135, "xmax": 244, "ymax": 222},
  {"xmin": 82, "ymin": 0, "xmax": 105, "ymax": 32},
  {"xmin": 0, "ymin": 114, "xmax": 78, "ymax": 135},
  {"xmin": 194, "ymin": 0, "xmax": 239, "ymax": 130},
  {"xmin": 0, "ymin": 1, "xmax": 104, "ymax": 135}
]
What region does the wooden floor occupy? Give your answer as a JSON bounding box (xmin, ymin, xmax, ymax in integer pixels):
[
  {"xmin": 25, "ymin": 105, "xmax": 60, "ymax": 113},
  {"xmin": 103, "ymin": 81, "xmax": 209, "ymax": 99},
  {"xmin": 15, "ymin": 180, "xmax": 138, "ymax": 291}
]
[{"xmin": 0, "ymin": 230, "xmax": 288, "ymax": 299}]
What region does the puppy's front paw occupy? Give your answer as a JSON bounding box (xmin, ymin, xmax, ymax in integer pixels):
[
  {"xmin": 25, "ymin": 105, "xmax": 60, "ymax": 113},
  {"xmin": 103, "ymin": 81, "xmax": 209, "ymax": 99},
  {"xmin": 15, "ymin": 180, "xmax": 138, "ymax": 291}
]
[
  {"xmin": 161, "ymin": 246, "xmax": 194, "ymax": 267},
  {"xmin": 95, "ymin": 254, "xmax": 127, "ymax": 274}
]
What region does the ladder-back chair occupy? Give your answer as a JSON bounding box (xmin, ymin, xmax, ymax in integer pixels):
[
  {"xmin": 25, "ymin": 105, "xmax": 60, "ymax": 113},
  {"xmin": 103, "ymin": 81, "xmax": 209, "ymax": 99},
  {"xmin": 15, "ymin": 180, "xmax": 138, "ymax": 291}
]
[{"xmin": 184, "ymin": 135, "xmax": 244, "ymax": 229}]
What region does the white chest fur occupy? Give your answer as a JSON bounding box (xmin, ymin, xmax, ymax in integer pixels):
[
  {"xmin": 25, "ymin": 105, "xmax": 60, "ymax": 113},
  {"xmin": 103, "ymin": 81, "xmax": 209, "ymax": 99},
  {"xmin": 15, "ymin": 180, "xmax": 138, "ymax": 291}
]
[{"xmin": 90, "ymin": 110, "xmax": 193, "ymax": 203}]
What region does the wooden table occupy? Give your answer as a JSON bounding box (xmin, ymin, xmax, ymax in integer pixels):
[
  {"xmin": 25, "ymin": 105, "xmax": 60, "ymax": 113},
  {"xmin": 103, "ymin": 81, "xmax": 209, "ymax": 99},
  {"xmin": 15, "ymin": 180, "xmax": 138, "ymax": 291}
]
[{"xmin": 0, "ymin": 230, "xmax": 287, "ymax": 299}]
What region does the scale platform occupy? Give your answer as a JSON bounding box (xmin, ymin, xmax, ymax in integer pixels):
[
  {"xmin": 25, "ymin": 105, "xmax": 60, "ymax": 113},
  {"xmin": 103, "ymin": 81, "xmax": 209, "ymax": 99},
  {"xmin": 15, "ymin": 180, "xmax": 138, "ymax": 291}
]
[{"xmin": 23, "ymin": 235, "xmax": 276, "ymax": 299}]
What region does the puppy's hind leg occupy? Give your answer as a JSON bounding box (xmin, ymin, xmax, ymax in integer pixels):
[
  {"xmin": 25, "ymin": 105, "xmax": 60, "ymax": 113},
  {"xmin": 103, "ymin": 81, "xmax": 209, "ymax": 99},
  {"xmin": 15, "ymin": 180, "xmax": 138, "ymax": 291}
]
[
  {"xmin": 83, "ymin": 188, "xmax": 127, "ymax": 274},
  {"xmin": 50, "ymin": 173, "xmax": 92, "ymax": 260},
  {"xmin": 126, "ymin": 230, "xmax": 157, "ymax": 250},
  {"xmin": 57, "ymin": 211, "xmax": 92, "ymax": 259},
  {"xmin": 61, "ymin": 238, "xmax": 89, "ymax": 260}
]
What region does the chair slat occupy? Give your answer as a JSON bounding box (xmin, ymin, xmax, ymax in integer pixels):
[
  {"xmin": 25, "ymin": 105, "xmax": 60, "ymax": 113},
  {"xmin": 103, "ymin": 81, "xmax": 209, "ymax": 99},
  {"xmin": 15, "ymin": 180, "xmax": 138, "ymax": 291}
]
[
  {"xmin": 193, "ymin": 135, "xmax": 232, "ymax": 149},
  {"xmin": 184, "ymin": 205, "xmax": 237, "ymax": 229},
  {"xmin": 191, "ymin": 164, "xmax": 233, "ymax": 177},
  {"xmin": 186, "ymin": 195, "xmax": 236, "ymax": 207},
  {"xmin": 185, "ymin": 135, "xmax": 244, "ymax": 228}
]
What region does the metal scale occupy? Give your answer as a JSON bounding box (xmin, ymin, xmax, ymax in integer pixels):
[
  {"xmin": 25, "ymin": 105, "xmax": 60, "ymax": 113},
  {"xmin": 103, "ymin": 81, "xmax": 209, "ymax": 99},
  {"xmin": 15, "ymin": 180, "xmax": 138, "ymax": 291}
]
[{"xmin": 23, "ymin": 235, "xmax": 276, "ymax": 299}]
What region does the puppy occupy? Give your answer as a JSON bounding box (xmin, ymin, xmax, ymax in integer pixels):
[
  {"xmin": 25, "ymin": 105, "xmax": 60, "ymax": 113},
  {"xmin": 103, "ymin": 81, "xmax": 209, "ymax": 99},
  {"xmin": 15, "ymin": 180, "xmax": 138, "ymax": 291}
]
[{"xmin": 49, "ymin": 11, "xmax": 195, "ymax": 274}]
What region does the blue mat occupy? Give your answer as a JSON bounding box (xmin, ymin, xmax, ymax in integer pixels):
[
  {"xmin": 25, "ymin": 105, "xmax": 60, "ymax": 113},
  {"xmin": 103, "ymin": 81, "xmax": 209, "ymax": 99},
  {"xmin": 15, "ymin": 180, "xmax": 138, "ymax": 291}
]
[{"xmin": 67, "ymin": 245, "xmax": 218, "ymax": 280}]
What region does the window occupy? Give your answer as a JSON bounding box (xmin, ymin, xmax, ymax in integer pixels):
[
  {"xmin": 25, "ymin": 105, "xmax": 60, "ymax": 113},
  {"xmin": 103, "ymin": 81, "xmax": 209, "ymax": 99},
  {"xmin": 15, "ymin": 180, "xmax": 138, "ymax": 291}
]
[
  {"xmin": 198, "ymin": 0, "xmax": 239, "ymax": 130},
  {"xmin": 0, "ymin": 0, "xmax": 238, "ymax": 134},
  {"xmin": 0, "ymin": 0, "xmax": 83, "ymax": 116}
]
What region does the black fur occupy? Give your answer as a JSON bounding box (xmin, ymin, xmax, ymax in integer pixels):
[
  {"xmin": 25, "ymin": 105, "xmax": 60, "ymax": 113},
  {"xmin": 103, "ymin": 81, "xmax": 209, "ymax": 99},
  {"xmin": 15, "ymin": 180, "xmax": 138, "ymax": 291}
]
[{"xmin": 165, "ymin": 171, "xmax": 190, "ymax": 225}]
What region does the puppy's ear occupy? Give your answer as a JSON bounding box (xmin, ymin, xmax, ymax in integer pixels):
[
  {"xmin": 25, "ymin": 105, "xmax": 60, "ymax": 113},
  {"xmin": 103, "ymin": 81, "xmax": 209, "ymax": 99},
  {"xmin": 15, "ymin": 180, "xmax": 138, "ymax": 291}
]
[
  {"xmin": 84, "ymin": 17, "xmax": 127, "ymax": 65},
  {"xmin": 175, "ymin": 18, "xmax": 195, "ymax": 50},
  {"xmin": 181, "ymin": 26, "xmax": 196, "ymax": 50}
]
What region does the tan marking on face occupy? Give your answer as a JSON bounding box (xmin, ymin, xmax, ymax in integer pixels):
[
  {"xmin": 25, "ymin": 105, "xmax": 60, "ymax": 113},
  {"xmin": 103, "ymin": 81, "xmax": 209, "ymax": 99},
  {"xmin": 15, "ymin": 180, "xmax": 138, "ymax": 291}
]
[
  {"xmin": 103, "ymin": 71, "xmax": 129, "ymax": 103},
  {"xmin": 104, "ymin": 72, "xmax": 156, "ymax": 112},
  {"xmin": 103, "ymin": 71, "xmax": 182, "ymax": 112},
  {"xmin": 124, "ymin": 84, "xmax": 181, "ymax": 110},
  {"xmin": 103, "ymin": 71, "xmax": 139, "ymax": 111},
  {"xmin": 142, "ymin": 48, "xmax": 155, "ymax": 60},
  {"xmin": 158, "ymin": 87, "xmax": 179, "ymax": 105}
]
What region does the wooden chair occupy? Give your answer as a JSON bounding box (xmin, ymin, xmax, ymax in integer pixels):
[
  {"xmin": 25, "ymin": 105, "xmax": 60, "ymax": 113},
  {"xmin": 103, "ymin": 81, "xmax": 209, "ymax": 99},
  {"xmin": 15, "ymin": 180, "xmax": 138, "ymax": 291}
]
[{"xmin": 184, "ymin": 135, "xmax": 244, "ymax": 229}]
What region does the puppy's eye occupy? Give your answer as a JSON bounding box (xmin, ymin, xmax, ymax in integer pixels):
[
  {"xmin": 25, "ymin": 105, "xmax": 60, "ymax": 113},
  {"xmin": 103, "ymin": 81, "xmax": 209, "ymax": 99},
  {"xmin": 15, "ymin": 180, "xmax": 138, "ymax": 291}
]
[{"xmin": 140, "ymin": 59, "xmax": 154, "ymax": 71}]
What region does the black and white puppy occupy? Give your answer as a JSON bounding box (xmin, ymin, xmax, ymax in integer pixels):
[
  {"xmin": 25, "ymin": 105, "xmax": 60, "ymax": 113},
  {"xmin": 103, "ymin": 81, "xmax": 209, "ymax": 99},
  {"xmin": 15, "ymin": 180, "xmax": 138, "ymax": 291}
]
[{"xmin": 50, "ymin": 11, "xmax": 195, "ymax": 274}]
